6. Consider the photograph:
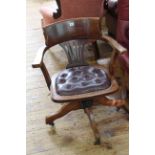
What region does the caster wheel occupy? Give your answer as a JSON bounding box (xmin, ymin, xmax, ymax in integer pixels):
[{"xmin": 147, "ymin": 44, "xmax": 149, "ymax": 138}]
[
  {"xmin": 116, "ymin": 107, "xmax": 121, "ymax": 112},
  {"xmin": 94, "ymin": 138, "xmax": 101, "ymax": 145},
  {"xmin": 45, "ymin": 117, "xmax": 54, "ymax": 126},
  {"xmin": 49, "ymin": 122, "xmax": 54, "ymax": 126}
]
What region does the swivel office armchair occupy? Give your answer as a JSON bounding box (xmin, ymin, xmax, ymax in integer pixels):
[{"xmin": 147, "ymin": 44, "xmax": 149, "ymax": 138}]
[{"xmin": 32, "ymin": 17, "xmax": 127, "ymax": 144}]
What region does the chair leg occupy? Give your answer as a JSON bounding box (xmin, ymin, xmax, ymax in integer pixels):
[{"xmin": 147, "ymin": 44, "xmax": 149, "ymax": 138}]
[
  {"xmin": 92, "ymin": 41, "xmax": 100, "ymax": 60},
  {"xmin": 94, "ymin": 96, "xmax": 126, "ymax": 107},
  {"xmin": 84, "ymin": 108, "xmax": 101, "ymax": 145},
  {"xmin": 46, "ymin": 101, "xmax": 81, "ymax": 125}
]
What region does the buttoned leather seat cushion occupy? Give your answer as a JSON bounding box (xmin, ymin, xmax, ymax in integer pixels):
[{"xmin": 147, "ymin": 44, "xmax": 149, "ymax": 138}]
[{"xmin": 55, "ymin": 66, "xmax": 111, "ymax": 96}]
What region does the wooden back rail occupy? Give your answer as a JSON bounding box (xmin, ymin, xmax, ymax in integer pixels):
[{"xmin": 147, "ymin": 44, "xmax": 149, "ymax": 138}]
[
  {"xmin": 32, "ymin": 18, "xmax": 127, "ymax": 90},
  {"xmin": 43, "ymin": 17, "xmax": 102, "ymax": 46}
]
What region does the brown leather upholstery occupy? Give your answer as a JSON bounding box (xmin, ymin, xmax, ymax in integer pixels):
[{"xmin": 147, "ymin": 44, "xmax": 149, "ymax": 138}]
[
  {"xmin": 104, "ymin": 0, "xmax": 118, "ymax": 37},
  {"xmin": 117, "ymin": 0, "xmax": 129, "ymax": 73},
  {"xmin": 105, "ymin": 0, "xmax": 129, "ymax": 73},
  {"xmin": 116, "ymin": 0, "xmax": 129, "ymax": 49},
  {"xmin": 40, "ymin": 0, "xmax": 105, "ymax": 27},
  {"xmin": 56, "ymin": 66, "xmax": 111, "ymax": 95},
  {"xmin": 104, "ymin": 0, "xmax": 118, "ymax": 16}
]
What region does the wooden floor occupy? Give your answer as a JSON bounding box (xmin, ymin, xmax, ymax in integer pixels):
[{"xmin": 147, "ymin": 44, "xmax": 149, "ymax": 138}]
[{"xmin": 26, "ymin": 0, "xmax": 129, "ymax": 155}]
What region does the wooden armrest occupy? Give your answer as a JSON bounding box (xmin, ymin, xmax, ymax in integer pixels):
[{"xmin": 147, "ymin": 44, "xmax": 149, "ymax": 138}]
[
  {"xmin": 101, "ymin": 35, "xmax": 128, "ymax": 76},
  {"xmin": 101, "ymin": 34, "xmax": 127, "ymax": 54},
  {"xmin": 32, "ymin": 46, "xmax": 49, "ymax": 68},
  {"xmin": 32, "ymin": 46, "xmax": 51, "ymax": 90}
]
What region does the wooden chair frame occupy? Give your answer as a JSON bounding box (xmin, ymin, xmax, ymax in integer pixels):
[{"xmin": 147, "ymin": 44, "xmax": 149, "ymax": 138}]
[{"xmin": 32, "ymin": 17, "xmax": 127, "ymax": 145}]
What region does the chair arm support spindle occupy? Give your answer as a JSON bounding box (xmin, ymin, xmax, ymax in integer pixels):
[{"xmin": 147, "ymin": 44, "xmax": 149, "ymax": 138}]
[
  {"xmin": 101, "ymin": 34, "xmax": 127, "ymax": 54},
  {"xmin": 40, "ymin": 62, "xmax": 51, "ymax": 90},
  {"xmin": 101, "ymin": 34, "xmax": 127, "ymax": 76},
  {"xmin": 108, "ymin": 50, "xmax": 118, "ymax": 76},
  {"xmin": 32, "ymin": 46, "xmax": 50, "ymax": 68},
  {"xmin": 32, "ymin": 46, "xmax": 51, "ymax": 90}
]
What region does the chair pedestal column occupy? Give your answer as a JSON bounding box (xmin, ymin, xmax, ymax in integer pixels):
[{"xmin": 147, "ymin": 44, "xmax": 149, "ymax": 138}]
[
  {"xmin": 80, "ymin": 100, "xmax": 101, "ymax": 145},
  {"xmin": 84, "ymin": 107, "xmax": 101, "ymax": 145}
]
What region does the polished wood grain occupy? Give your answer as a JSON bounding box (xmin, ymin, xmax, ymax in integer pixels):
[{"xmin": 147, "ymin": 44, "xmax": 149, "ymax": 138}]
[{"xmin": 43, "ymin": 17, "xmax": 101, "ymax": 47}]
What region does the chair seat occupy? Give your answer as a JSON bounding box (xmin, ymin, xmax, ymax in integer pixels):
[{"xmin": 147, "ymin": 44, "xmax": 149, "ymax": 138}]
[
  {"xmin": 51, "ymin": 65, "xmax": 119, "ymax": 102},
  {"xmin": 55, "ymin": 66, "xmax": 111, "ymax": 96}
]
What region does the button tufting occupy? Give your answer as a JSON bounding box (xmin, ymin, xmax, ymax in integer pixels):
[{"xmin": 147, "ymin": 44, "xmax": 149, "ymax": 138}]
[{"xmin": 56, "ymin": 66, "xmax": 111, "ymax": 96}]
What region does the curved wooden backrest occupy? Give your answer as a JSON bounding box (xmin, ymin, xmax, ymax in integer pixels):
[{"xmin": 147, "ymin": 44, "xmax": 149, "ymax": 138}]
[{"xmin": 43, "ymin": 17, "xmax": 102, "ymax": 47}]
